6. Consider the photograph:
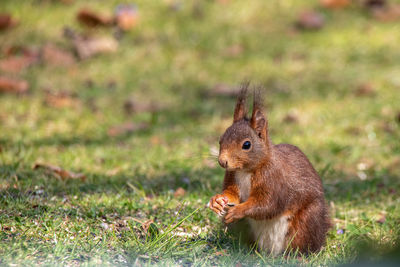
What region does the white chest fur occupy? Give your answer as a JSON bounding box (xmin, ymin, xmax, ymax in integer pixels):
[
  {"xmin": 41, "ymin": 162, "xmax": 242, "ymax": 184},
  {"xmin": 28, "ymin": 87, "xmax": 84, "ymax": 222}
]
[
  {"xmin": 234, "ymin": 171, "xmax": 252, "ymax": 202},
  {"xmin": 234, "ymin": 171, "xmax": 289, "ymax": 255},
  {"xmin": 248, "ymin": 215, "xmax": 289, "ymax": 255}
]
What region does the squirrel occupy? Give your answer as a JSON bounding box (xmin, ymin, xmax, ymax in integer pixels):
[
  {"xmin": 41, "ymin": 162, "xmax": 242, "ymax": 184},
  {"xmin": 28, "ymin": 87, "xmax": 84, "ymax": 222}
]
[{"xmin": 209, "ymin": 82, "xmax": 330, "ymax": 255}]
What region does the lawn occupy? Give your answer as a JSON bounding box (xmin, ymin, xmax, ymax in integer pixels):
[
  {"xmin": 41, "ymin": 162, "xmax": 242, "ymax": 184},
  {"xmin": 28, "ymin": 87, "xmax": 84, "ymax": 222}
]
[{"xmin": 1, "ymin": 0, "xmax": 400, "ymax": 266}]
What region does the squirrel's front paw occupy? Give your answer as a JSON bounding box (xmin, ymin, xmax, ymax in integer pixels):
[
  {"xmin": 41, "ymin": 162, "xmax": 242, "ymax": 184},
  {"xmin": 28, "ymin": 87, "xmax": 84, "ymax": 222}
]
[
  {"xmin": 224, "ymin": 205, "xmax": 244, "ymax": 224},
  {"xmin": 208, "ymin": 194, "xmax": 228, "ymax": 216}
]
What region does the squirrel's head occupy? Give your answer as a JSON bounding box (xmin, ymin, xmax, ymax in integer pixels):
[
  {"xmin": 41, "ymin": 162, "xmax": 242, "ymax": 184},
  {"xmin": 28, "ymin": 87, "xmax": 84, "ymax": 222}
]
[{"xmin": 218, "ymin": 83, "xmax": 270, "ymax": 171}]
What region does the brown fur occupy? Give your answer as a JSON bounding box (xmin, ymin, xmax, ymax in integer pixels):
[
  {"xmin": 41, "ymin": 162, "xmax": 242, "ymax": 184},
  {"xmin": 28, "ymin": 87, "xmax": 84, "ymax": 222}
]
[{"xmin": 209, "ymin": 83, "xmax": 330, "ymax": 254}]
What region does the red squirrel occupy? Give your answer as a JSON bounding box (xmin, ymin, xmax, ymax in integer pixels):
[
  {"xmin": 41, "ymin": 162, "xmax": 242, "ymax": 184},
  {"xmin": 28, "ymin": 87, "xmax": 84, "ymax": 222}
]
[{"xmin": 209, "ymin": 83, "xmax": 330, "ymax": 255}]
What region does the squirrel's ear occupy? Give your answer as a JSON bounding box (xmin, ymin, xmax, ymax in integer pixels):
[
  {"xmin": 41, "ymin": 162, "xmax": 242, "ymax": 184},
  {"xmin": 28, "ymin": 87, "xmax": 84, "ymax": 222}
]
[
  {"xmin": 233, "ymin": 82, "xmax": 249, "ymax": 122},
  {"xmin": 250, "ymin": 90, "xmax": 268, "ymax": 141}
]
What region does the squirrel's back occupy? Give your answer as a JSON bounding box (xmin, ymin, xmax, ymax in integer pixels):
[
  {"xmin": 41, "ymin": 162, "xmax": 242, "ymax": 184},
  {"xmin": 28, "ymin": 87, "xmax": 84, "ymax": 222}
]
[{"xmin": 272, "ymin": 143, "xmax": 324, "ymax": 196}]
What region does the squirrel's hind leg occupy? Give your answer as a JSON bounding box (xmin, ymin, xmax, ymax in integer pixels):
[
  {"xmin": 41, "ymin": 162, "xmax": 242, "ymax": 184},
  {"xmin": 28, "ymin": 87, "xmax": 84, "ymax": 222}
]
[{"xmin": 286, "ymin": 200, "xmax": 330, "ymax": 254}]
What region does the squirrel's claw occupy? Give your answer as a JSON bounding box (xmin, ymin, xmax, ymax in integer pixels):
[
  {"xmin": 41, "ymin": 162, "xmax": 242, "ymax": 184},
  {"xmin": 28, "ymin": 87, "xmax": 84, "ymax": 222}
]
[
  {"xmin": 224, "ymin": 205, "xmax": 243, "ymax": 224},
  {"xmin": 209, "ymin": 195, "xmax": 228, "ymax": 215}
]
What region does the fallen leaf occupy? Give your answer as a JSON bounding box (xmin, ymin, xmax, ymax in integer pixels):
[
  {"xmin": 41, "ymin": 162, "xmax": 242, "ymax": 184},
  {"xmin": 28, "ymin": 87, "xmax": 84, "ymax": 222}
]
[
  {"xmin": 106, "ymin": 80, "xmax": 117, "ymax": 90},
  {"xmin": 73, "ymin": 36, "xmax": 119, "ymax": 59},
  {"xmin": 167, "ymin": 1, "xmax": 183, "ymax": 11},
  {"xmin": 372, "ymin": 4, "xmax": 400, "ymax": 21},
  {"xmin": 223, "ymin": 44, "xmax": 244, "ymax": 58},
  {"xmin": 354, "ymin": 83, "xmax": 376, "ymax": 97},
  {"xmin": 115, "ymin": 4, "xmax": 139, "ymax": 31},
  {"xmin": 283, "ymin": 111, "xmax": 299, "ymax": 124},
  {"xmin": 376, "ymin": 213, "xmax": 386, "ymax": 224},
  {"xmin": 396, "ymin": 111, "xmax": 400, "ymax": 124},
  {"xmin": 150, "ymin": 136, "xmax": 161, "ymax": 145},
  {"xmin": 364, "ymin": 0, "xmax": 387, "ymax": 10},
  {"xmin": 381, "ymin": 122, "xmax": 394, "ymax": 134},
  {"xmin": 320, "ymin": 0, "xmax": 350, "ymax": 9},
  {"xmin": 59, "ymin": 0, "xmax": 74, "ymax": 4},
  {"xmin": 107, "ymin": 122, "xmax": 149, "ymax": 137},
  {"xmin": 41, "ymin": 44, "xmax": 76, "ymax": 67},
  {"xmin": 33, "ymin": 163, "xmax": 86, "ymax": 181},
  {"xmin": 0, "ymin": 76, "xmax": 29, "ymax": 93},
  {"xmin": 192, "ymin": 1, "xmax": 204, "ymax": 19},
  {"xmin": 0, "ymin": 55, "xmax": 37, "ymax": 73},
  {"xmin": 123, "ymin": 99, "xmax": 164, "ymax": 114},
  {"xmin": 0, "ymin": 13, "xmax": 17, "ymax": 31},
  {"xmin": 296, "ymin": 11, "xmax": 325, "ymax": 30},
  {"xmin": 206, "ymin": 83, "xmax": 239, "ymax": 98},
  {"xmin": 173, "ymin": 187, "xmax": 186, "ymax": 198},
  {"xmin": 77, "ymin": 8, "xmax": 114, "ymax": 27},
  {"xmin": 345, "ymin": 126, "xmax": 362, "ymax": 136},
  {"xmin": 44, "ymin": 90, "xmax": 80, "ymax": 108},
  {"xmin": 0, "ymin": 46, "xmax": 39, "ymax": 73},
  {"xmin": 216, "ymin": 0, "xmax": 231, "ymax": 4}
]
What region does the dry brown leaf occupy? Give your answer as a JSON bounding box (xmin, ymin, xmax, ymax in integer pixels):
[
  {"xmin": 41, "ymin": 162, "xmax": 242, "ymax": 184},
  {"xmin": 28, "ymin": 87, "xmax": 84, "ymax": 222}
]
[
  {"xmin": 73, "ymin": 36, "xmax": 118, "ymax": 59},
  {"xmin": 396, "ymin": 111, "xmax": 400, "ymax": 124},
  {"xmin": 44, "ymin": 90, "xmax": 80, "ymax": 108},
  {"xmin": 0, "ymin": 55, "xmax": 37, "ymax": 74},
  {"xmin": 283, "ymin": 111, "xmax": 299, "ymax": 124},
  {"xmin": 346, "ymin": 126, "xmax": 362, "ymax": 136},
  {"xmin": 0, "ymin": 76, "xmax": 29, "ymax": 93},
  {"xmin": 223, "ymin": 44, "xmax": 244, "ymax": 58},
  {"xmin": 115, "ymin": 4, "xmax": 139, "ymax": 31},
  {"xmin": 33, "ymin": 163, "xmax": 86, "ymax": 181},
  {"xmin": 107, "ymin": 122, "xmax": 149, "ymax": 137},
  {"xmin": 77, "ymin": 8, "xmax": 114, "ymax": 27},
  {"xmin": 63, "ymin": 28, "xmax": 118, "ymax": 59},
  {"xmin": 173, "ymin": 187, "xmax": 186, "ymax": 198},
  {"xmin": 123, "ymin": 99, "xmax": 164, "ymax": 114},
  {"xmin": 372, "ymin": 4, "xmax": 400, "ymax": 21},
  {"xmin": 150, "ymin": 136, "xmax": 161, "ymax": 145},
  {"xmin": 59, "ymin": 0, "xmax": 74, "ymax": 4},
  {"xmin": 0, "ymin": 13, "xmax": 17, "ymax": 31},
  {"xmin": 354, "ymin": 83, "xmax": 376, "ymax": 97},
  {"xmin": 206, "ymin": 83, "xmax": 239, "ymax": 98},
  {"xmin": 296, "ymin": 11, "xmax": 325, "ymax": 30},
  {"xmin": 364, "ymin": 0, "xmax": 387, "ymax": 10},
  {"xmin": 381, "ymin": 122, "xmax": 394, "ymax": 134},
  {"xmin": 216, "ymin": 0, "xmax": 231, "ymax": 4},
  {"xmin": 376, "ymin": 213, "xmax": 386, "ymax": 224},
  {"xmin": 320, "ymin": 0, "xmax": 350, "ymax": 9},
  {"xmin": 41, "ymin": 44, "xmax": 76, "ymax": 67},
  {"xmin": 0, "ymin": 46, "xmax": 38, "ymax": 73}
]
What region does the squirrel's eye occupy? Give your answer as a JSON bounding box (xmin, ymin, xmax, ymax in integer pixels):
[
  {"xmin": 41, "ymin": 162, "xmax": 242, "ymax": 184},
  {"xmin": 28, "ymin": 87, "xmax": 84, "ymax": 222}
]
[{"xmin": 242, "ymin": 141, "xmax": 251, "ymax": 150}]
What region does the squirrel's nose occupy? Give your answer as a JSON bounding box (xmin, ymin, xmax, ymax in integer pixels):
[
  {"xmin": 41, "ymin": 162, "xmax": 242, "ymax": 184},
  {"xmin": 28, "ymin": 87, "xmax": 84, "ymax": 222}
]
[{"xmin": 218, "ymin": 157, "xmax": 228, "ymax": 168}]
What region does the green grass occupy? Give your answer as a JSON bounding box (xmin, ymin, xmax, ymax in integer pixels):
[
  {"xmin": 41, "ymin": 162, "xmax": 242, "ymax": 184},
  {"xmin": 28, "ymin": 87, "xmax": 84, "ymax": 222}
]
[{"xmin": 1, "ymin": 0, "xmax": 400, "ymax": 265}]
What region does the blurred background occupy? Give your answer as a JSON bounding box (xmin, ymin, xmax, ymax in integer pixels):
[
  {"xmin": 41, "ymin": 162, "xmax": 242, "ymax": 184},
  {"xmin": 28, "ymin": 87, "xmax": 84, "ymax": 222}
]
[{"xmin": 0, "ymin": 0, "xmax": 399, "ymax": 266}]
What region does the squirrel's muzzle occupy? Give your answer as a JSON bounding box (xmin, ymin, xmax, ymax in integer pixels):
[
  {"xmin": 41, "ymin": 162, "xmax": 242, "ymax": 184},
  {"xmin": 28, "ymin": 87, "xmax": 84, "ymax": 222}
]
[{"xmin": 218, "ymin": 156, "xmax": 228, "ymax": 168}]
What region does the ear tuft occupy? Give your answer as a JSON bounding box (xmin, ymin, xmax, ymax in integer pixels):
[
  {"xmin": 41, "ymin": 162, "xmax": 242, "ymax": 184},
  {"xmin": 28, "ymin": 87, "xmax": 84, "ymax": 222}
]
[
  {"xmin": 233, "ymin": 81, "xmax": 250, "ymax": 122},
  {"xmin": 250, "ymin": 87, "xmax": 268, "ymax": 141}
]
